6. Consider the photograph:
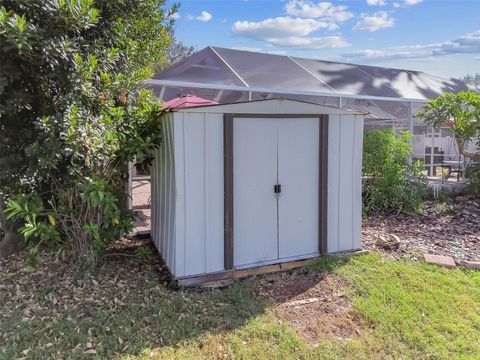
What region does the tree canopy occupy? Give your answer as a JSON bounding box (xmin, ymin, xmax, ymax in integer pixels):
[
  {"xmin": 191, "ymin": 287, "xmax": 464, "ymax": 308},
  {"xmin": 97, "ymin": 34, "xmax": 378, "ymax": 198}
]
[
  {"xmin": 0, "ymin": 0, "xmax": 175, "ymax": 262},
  {"xmin": 419, "ymin": 91, "xmax": 480, "ymax": 162},
  {"xmin": 1, "ymin": 0, "xmax": 174, "ymax": 194}
]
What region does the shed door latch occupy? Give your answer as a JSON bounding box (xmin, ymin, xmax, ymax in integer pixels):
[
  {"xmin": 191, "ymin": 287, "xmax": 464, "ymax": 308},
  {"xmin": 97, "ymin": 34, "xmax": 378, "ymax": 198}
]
[{"xmin": 274, "ymin": 184, "xmax": 282, "ymax": 194}]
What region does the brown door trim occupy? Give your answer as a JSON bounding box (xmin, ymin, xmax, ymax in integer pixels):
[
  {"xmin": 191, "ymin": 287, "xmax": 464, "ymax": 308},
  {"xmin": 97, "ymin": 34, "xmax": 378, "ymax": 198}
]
[
  {"xmin": 319, "ymin": 114, "xmax": 329, "ymax": 255},
  {"xmin": 223, "ymin": 113, "xmax": 329, "ymax": 270},
  {"xmin": 223, "ymin": 113, "xmax": 234, "ymax": 270}
]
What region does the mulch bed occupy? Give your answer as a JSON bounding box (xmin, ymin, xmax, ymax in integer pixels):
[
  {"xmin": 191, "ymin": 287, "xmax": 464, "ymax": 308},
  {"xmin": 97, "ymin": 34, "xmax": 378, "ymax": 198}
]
[
  {"xmin": 252, "ymin": 270, "xmax": 365, "ymax": 345},
  {"xmin": 362, "ymin": 199, "xmax": 480, "ymax": 262},
  {"xmin": 0, "ymin": 237, "xmax": 170, "ymax": 291}
]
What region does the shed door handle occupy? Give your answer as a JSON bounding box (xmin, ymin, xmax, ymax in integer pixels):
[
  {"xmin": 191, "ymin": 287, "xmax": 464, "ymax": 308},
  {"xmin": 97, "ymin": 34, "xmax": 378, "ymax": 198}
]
[{"xmin": 274, "ymin": 184, "xmax": 282, "ymax": 194}]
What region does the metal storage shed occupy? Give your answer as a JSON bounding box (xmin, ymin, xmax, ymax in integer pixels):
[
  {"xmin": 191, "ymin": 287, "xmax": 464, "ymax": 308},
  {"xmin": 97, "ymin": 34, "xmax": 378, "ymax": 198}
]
[{"xmin": 151, "ymin": 98, "xmax": 364, "ymax": 284}]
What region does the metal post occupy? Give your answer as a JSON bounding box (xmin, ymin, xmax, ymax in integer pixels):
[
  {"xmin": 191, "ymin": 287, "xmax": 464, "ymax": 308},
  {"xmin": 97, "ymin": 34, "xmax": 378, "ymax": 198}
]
[
  {"xmin": 408, "ymin": 101, "xmax": 414, "ymax": 164},
  {"xmin": 214, "ymin": 89, "xmax": 224, "ymax": 102},
  {"xmin": 248, "ymin": 91, "xmax": 252, "ymax": 101},
  {"xmin": 339, "ymin": 97, "xmax": 343, "ymax": 108},
  {"xmin": 159, "ymin": 86, "xmax": 166, "ymax": 100},
  {"xmin": 430, "ymin": 126, "xmax": 435, "ymax": 177},
  {"xmin": 127, "ymin": 161, "xmax": 133, "ymax": 210}
]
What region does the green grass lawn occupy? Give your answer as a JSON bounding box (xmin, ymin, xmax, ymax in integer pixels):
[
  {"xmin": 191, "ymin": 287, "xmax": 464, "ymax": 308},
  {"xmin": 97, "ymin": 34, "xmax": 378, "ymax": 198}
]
[{"xmin": 1, "ymin": 250, "xmax": 479, "ymax": 359}]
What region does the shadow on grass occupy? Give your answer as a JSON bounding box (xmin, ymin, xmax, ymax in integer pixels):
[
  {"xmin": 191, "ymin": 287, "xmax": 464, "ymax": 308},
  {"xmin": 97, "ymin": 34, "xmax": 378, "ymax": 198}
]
[
  {"xmin": 1, "ymin": 239, "xmax": 358, "ymax": 359},
  {"xmin": 0, "ymin": 240, "xmax": 271, "ymax": 359}
]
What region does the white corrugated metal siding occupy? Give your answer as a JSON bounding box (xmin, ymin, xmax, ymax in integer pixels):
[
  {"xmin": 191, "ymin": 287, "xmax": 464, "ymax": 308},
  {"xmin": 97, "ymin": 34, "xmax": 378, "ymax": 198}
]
[
  {"xmin": 151, "ymin": 113, "xmax": 176, "ymax": 272},
  {"xmin": 172, "ymin": 112, "xmax": 224, "ymax": 277},
  {"xmin": 327, "ymin": 114, "xmax": 364, "ymax": 252}
]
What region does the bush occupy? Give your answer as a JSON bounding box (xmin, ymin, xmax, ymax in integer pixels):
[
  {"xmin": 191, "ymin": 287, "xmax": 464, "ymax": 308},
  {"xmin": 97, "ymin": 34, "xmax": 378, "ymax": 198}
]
[
  {"xmin": 0, "ymin": 1, "xmax": 173, "ymax": 264},
  {"xmin": 363, "ymin": 129, "xmax": 428, "ymax": 215},
  {"xmin": 465, "ymin": 163, "xmax": 480, "ymax": 197}
]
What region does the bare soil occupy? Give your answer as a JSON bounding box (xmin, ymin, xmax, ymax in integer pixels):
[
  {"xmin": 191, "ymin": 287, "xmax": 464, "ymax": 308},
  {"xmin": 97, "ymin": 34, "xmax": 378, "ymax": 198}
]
[{"xmin": 252, "ymin": 270, "xmax": 365, "ymax": 345}]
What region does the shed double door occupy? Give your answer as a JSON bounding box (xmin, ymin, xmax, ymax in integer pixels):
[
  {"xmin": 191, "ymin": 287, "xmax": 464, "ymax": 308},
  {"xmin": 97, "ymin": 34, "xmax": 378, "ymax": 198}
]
[{"xmin": 233, "ymin": 117, "xmax": 319, "ymax": 267}]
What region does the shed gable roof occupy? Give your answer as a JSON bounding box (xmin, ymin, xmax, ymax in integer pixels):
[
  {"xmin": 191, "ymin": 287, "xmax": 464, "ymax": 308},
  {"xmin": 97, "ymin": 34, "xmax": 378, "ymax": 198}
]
[{"xmin": 174, "ymin": 98, "xmax": 365, "ymax": 115}]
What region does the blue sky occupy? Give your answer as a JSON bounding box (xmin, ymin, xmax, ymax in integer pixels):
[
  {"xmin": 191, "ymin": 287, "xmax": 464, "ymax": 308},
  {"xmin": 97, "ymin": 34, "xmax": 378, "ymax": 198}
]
[{"xmin": 167, "ymin": 0, "xmax": 479, "ymax": 79}]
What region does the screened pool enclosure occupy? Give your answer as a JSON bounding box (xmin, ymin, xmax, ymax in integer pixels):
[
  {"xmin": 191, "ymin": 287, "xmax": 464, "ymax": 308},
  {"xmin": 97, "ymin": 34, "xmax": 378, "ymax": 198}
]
[{"xmin": 146, "ymin": 46, "xmax": 470, "ymax": 175}]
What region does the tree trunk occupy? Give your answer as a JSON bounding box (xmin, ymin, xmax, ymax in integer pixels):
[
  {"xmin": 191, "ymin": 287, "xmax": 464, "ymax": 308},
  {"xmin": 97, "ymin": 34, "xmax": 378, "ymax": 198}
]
[
  {"xmin": 455, "ymin": 135, "xmax": 480, "ymax": 162},
  {"xmin": 0, "ymin": 193, "xmax": 25, "ymax": 258}
]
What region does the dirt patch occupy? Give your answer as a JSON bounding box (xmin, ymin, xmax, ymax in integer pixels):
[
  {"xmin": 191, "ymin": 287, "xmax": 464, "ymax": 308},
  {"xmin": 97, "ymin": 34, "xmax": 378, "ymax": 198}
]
[
  {"xmin": 252, "ymin": 270, "xmax": 365, "ymax": 345},
  {"xmin": 363, "ymin": 199, "xmax": 480, "ymax": 262}
]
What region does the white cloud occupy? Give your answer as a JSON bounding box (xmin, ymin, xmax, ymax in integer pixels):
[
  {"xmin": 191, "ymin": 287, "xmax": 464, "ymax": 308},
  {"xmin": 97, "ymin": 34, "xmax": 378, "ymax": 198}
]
[
  {"xmin": 196, "ymin": 11, "xmax": 212, "ymax": 22},
  {"xmin": 367, "ymin": 0, "xmax": 386, "ymax": 5},
  {"xmin": 342, "ymin": 30, "xmax": 480, "ymax": 62},
  {"xmin": 353, "ymin": 11, "xmax": 395, "ymax": 32},
  {"xmin": 232, "ymin": 16, "xmax": 349, "ymax": 49},
  {"xmin": 232, "ymin": 3, "xmax": 353, "ymax": 50},
  {"xmin": 284, "ymin": 1, "xmax": 353, "ymax": 22},
  {"xmin": 342, "ymin": 48, "xmax": 429, "ymax": 62},
  {"xmin": 404, "ymin": 0, "xmax": 423, "ymax": 5},
  {"xmin": 393, "ymin": 0, "xmax": 422, "ymax": 7},
  {"xmin": 232, "ymin": 16, "xmax": 337, "ymax": 39},
  {"xmin": 170, "ymin": 12, "xmax": 180, "ymax": 20},
  {"xmin": 432, "ymin": 30, "xmax": 480, "ymax": 56},
  {"xmin": 269, "ymin": 35, "xmax": 350, "ymax": 48},
  {"xmin": 188, "ymin": 11, "xmax": 212, "ymax": 22}
]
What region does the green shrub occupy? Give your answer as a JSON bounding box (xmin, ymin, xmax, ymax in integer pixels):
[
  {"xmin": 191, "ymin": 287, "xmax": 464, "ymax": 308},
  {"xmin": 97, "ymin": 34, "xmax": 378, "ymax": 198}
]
[
  {"xmin": 5, "ymin": 179, "xmax": 135, "ymax": 263},
  {"xmin": 465, "ymin": 163, "xmax": 480, "ymax": 196},
  {"xmin": 0, "ymin": 1, "xmax": 173, "ymax": 264},
  {"xmin": 363, "ymin": 129, "xmax": 428, "ymax": 215}
]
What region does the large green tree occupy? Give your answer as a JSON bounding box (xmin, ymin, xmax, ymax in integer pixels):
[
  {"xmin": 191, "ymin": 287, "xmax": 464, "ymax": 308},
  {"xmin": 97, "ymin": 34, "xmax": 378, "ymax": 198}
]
[{"xmin": 0, "ymin": 0, "xmax": 174, "ymax": 261}]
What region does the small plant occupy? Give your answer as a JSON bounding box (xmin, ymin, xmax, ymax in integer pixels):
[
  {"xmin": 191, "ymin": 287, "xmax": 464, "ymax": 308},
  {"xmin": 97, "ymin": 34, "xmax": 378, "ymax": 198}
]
[
  {"xmin": 5, "ymin": 194, "xmax": 61, "ymax": 265},
  {"xmin": 6, "ymin": 179, "xmax": 136, "ymax": 264},
  {"xmin": 134, "ymin": 246, "xmax": 152, "ymax": 262},
  {"xmin": 363, "ymin": 129, "xmax": 429, "ymax": 215}
]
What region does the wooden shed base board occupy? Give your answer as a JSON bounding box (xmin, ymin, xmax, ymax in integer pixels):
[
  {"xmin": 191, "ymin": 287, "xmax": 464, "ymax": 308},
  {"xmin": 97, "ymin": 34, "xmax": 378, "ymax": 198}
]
[{"xmin": 176, "ymin": 250, "xmax": 367, "ymax": 287}]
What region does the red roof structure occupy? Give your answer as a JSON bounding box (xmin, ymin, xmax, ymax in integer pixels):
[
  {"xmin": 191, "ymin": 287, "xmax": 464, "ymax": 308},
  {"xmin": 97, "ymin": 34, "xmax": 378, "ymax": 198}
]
[{"xmin": 163, "ymin": 95, "xmax": 218, "ymax": 109}]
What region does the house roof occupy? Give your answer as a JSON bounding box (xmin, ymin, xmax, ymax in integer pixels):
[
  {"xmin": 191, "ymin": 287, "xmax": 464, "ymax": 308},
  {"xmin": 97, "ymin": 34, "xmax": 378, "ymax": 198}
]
[{"xmin": 149, "ymin": 46, "xmax": 469, "ymax": 102}]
